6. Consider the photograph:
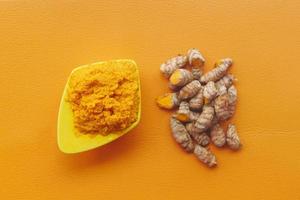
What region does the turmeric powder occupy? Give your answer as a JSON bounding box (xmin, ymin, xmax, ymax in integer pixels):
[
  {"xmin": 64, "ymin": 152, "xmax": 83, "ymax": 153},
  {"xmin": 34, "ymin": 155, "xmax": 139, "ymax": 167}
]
[{"xmin": 67, "ymin": 60, "xmax": 139, "ymax": 135}]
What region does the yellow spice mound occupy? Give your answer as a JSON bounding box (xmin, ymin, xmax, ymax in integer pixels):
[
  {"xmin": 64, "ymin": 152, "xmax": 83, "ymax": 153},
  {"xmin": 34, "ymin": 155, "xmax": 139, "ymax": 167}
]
[{"xmin": 67, "ymin": 60, "xmax": 139, "ymax": 135}]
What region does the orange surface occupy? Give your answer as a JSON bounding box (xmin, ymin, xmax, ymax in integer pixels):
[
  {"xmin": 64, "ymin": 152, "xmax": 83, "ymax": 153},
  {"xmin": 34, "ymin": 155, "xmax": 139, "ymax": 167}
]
[{"xmin": 0, "ymin": 1, "xmax": 300, "ymax": 199}]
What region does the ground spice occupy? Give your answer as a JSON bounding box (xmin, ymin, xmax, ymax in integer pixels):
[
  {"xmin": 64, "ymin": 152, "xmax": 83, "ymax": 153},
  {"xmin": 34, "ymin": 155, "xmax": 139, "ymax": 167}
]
[{"xmin": 67, "ymin": 60, "xmax": 139, "ymax": 135}]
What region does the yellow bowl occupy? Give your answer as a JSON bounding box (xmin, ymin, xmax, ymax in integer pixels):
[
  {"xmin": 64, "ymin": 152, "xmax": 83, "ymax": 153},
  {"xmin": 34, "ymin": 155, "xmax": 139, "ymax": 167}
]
[{"xmin": 57, "ymin": 59, "xmax": 141, "ymax": 154}]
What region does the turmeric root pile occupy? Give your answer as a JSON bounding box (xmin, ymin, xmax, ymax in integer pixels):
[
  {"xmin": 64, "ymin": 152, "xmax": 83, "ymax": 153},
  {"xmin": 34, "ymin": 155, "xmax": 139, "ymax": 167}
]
[{"xmin": 157, "ymin": 48, "xmax": 241, "ymax": 168}]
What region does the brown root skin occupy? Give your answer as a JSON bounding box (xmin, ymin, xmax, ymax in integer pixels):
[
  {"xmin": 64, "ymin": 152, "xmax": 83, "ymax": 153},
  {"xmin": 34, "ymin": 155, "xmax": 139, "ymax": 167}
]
[
  {"xmin": 189, "ymin": 88, "xmax": 204, "ymax": 111},
  {"xmin": 169, "ymin": 69, "xmax": 193, "ymax": 87},
  {"xmin": 215, "ymin": 74, "xmax": 236, "ymax": 96},
  {"xmin": 178, "ymin": 80, "xmax": 202, "ymax": 100},
  {"xmin": 156, "ymin": 93, "xmax": 180, "ymax": 110},
  {"xmin": 210, "ymin": 124, "xmax": 226, "ymax": 147},
  {"xmin": 168, "ymin": 83, "xmax": 181, "ymax": 91},
  {"xmin": 189, "ymin": 87, "xmax": 204, "ymax": 111},
  {"xmin": 160, "ymin": 55, "xmax": 188, "ymax": 78},
  {"xmin": 191, "ymin": 68, "xmax": 203, "ymax": 80},
  {"xmin": 194, "ymin": 145, "xmax": 217, "ymax": 167},
  {"xmin": 174, "ymin": 101, "xmax": 191, "ymax": 122},
  {"xmin": 215, "ymin": 74, "xmax": 235, "ymax": 89},
  {"xmin": 226, "ymin": 124, "xmax": 241, "ymax": 150},
  {"xmin": 214, "ymin": 94, "xmax": 232, "ymax": 121},
  {"xmin": 194, "ymin": 105, "xmax": 215, "ymax": 133},
  {"xmin": 191, "ymin": 131, "xmax": 210, "ymax": 146},
  {"xmin": 200, "ymin": 58, "xmax": 233, "ymax": 84},
  {"xmin": 214, "ymin": 85, "xmax": 237, "ymax": 121},
  {"xmin": 211, "ymin": 114, "xmax": 219, "ymax": 127},
  {"xmin": 216, "ymin": 85, "xmax": 227, "ymax": 96},
  {"xmin": 187, "ymin": 48, "xmax": 205, "ymax": 67},
  {"xmin": 189, "ymin": 111, "xmax": 200, "ymax": 122},
  {"xmin": 185, "ymin": 122, "xmax": 210, "ymax": 147},
  {"xmin": 170, "ymin": 117, "xmax": 194, "ymax": 152},
  {"xmin": 185, "ymin": 122, "xmax": 201, "ymax": 135},
  {"xmin": 203, "ymin": 81, "xmax": 218, "ymax": 101},
  {"xmin": 228, "ymin": 85, "xmax": 237, "ymax": 104}
]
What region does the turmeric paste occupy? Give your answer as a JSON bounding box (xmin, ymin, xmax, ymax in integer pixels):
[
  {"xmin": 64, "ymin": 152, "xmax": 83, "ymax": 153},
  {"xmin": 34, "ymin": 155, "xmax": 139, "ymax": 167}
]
[{"xmin": 67, "ymin": 60, "xmax": 139, "ymax": 135}]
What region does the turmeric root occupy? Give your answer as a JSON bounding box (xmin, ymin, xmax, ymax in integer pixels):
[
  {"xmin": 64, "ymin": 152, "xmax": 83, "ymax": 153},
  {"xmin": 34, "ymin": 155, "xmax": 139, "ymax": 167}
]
[
  {"xmin": 174, "ymin": 101, "xmax": 190, "ymax": 122},
  {"xmin": 214, "ymin": 84, "xmax": 237, "ymax": 121},
  {"xmin": 194, "ymin": 145, "xmax": 217, "ymax": 167},
  {"xmin": 215, "ymin": 74, "xmax": 235, "ymax": 95},
  {"xmin": 189, "ymin": 111, "xmax": 200, "ymax": 122},
  {"xmin": 193, "ymin": 132, "xmax": 210, "ymax": 146},
  {"xmin": 215, "ymin": 85, "xmax": 229, "ymax": 97},
  {"xmin": 200, "ymin": 58, "xmax": 233, "ymax": 83},
  {"xmin": 217, "ymin": 85, "xmax": 227, "ymax": 96},
  {"xmin": 174, "ymin": 104, "xmax": 200, "ymax": 122},
  {"xmin": 185, "ymin": 122, "xmax": 200, "ymax": 135},
  {"xmin": 168, "ymin": 83, "xmax": 181, "ymax": 91},
  {"xmin": 186, "ymin": 123, "xmax": 210, "ymax": 146},
  {"xmin": 228, "ymin": 85, "xmax": 237, "ymax": 104},
  {"xmin": 189, "ymin": 88, "xmax": 204, "ymax": 111},
  {"xmin": 169, "ymin": 69, "xmax": 193, "ymax": 87},
  {"xmin": 214, "ymin": 94, "xmax": 232, "ymax": 121},
  {"xmin": 170, "ymin": 117, "xmax": 194, "ymax": 152},
  {"xmin": 187, "ymin": 48, "xmax": 205, "ymax": 67},
  {"xmin": 226, "ymin": 124, "xmax": 241, "ymax": 150},
  {"xmin": 194, "ymin": 105, "xmax": 215, "ymax": 132},
  {"xmin": 157, "ymin": 49, "xmax": 240, "ymax": 168},
  {"xmin": 191, "ymin": 68, "xmax": 203, "ymax": 80},
  {"xmin": 156, "ymin": 93, "xmax": 180, "ymax": 110},
  {"xmin": 203, "ymin": 81, "xmax": 218, "ymax": 102},
  {"xmin": 178, "ymin": 80, "xmax": 202, "ymax": 100},
  {"xmin": 215, "ymin": 74, "xmax": 235, "ymax": 89},
  {"xmin": 210, "ymin": 124, "xmax": 226, "ymax": 147},
  {"xmin": 160, "ymin": 55, "xmax": 188, "ymax": 78},
  {"xmin": 227, "ymin": 85, "xmax": 237, "ymax": 116},
  {"xmin": 211, "ymin": 115, "xmax": 219, "ymax": 126}
]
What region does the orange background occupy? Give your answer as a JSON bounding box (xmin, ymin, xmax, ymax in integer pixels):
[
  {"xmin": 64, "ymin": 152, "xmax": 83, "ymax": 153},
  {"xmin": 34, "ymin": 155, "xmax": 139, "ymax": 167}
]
[{"xmin": 1, "ymin": 1, "xmax": 300, "ymax": 199}]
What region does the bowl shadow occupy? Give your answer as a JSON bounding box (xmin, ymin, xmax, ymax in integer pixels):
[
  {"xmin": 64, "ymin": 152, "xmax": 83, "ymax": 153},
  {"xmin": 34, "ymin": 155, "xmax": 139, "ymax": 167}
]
[{"xmin": 57, "ymin": 126, "xmax": 141, "ymax": 171}]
